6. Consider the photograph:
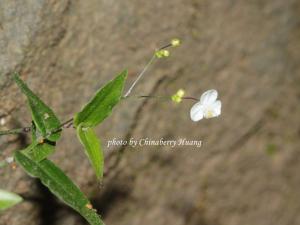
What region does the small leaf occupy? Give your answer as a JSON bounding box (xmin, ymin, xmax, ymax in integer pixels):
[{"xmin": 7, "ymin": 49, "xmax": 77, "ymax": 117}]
[
  {"xmin": 74, "ymin": 70, "xmax": 127, "ymax": 127},
  {"xmin": 20, "ymin": 123, "xmax": 56, "ymax": 162},
  {"xmin": 13, "ymin": 73, "xmax": 61, "ymax": 142},
  {"xmin": 14, "ymin": 151, "xmax": 105, "ymax": 225},
  {"xmin": 77, "ymin": 124, "xmax": 104, "ymax": 180},
  {"xmin": 22, "ymin": 141, "xmax": 55, "ymax": 162},
  {"xmin": 0, "ymin": 189, "xmax": 23, "ymax": 211}
]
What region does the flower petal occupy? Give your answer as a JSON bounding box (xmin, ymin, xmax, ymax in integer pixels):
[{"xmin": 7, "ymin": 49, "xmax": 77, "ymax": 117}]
[
  {"xmin": 190, "ymin": 102, "xmax": 204, "ymax": 121},
  {"xmin": 204, "ymin": 100, "xmax": 221, "ymax": 118},
  {"xmin": 212, "ymin": 100, "xmax": 221, "ymax": 116},
  {"xmin": 200, "ymin": 89, "xmax": 218, "ymax": 105}
]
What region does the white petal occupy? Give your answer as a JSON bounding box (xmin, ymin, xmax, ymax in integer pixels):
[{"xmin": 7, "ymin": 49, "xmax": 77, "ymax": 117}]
[
  {"xmin": 190, "ymin": 102, "xmax": 204, "ymax": 121},
  {"xmin": 200, "ymin": 89, "xmax": 218, "ymax": 105},
  {"xmin": 204, "ymin": 100, "xmax": 221, "ymax": 118},
  {"xmin": 212, "ymin": 100, "xmax": 221, "ymax": 116}
]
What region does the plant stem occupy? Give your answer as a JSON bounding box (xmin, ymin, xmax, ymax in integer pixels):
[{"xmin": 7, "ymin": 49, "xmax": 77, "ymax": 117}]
[
  {"xmin": 159, "ymin": 43, "xmax": 172, "ymax": 50},
  {"xmin": 124, "ymin": 95, "xmax": 199, "ymax": 102},
  {"xmin": 182, "ymin": 96, "xmax": 199, "ymax": 101},
  {"xmin": 0, "ymin": 127, "xmax": 31, "ymax": 136},
  {"xmin": 124, "ymin": 54, "xmax": 156, "ymax": 98},
  {"xmin": 138, "ymin": 95, "xmax": 170, "ymax": 100},
  {"xmin": 123, "ymin": 41, "xmax": 176, "ymax": 98},
  {"xmin": 0, "ymin": 118, "xmax": 73, "ymax": 137},
  {"xmin": 46, "ymin": 118, "xmax": 73, "ymax": 136}
]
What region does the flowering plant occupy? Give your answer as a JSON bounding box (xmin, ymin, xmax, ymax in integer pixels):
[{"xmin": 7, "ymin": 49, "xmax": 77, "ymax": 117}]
[{"xmin": 0, "ymin": 39, "xmax": 221, "ymax": 225}]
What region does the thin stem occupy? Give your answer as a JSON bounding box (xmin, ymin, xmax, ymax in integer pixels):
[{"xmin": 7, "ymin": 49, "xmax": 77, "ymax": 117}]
[
  {"xmin": 0, "ymin": 118, "xmax": 73, "ymax": 137},
  {"xmin": 46, "ymin": 118, "xmax": 73, "ymax": 136},
  {"xmin": 0, "ymin": 127, "xmax": 31, "ymax": 136},
  {"xmin": 159, "ymin": 43, "xmax": 172, "ymax": 50},
  {"xmin": 182, "ymin": 96, "xmax": 199, "ymax": 101},
  {"xmin": 124, "ymin": 54, "xmax": 156, "ymax": 98},
  {"xmin": 123, "ymin": 41, "xmax": 176, "ymax": 98},
  {"xmin": 138, "ymin": 95, "xmax": 170, "ymax": 100},
  {"xmin": 125, "ymin": 95, "xmax": 199, "ymax": 102},
  {"xmin": 60, "ymin": 118, "xmax": 73, "ymax": 128}
]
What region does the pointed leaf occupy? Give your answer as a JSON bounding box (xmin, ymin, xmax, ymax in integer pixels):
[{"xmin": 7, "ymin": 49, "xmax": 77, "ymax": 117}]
[
  {"xmin": 77, "ymin": 124, "xmax": 103, "ymax": 179},
  {"xmin": 0, "ymin": 189, "xmax": 23, "ymax": 211},
  {"xmin": 74, "ymin": 70, "xmax": 127, "ymax": 127},
  {"xmin": 14, "ymin": 151, "xmax": 105, "ymax": 225},
  {"xmin": 13, "ymin": 73, "xmax": 61, "ymax": 142}
]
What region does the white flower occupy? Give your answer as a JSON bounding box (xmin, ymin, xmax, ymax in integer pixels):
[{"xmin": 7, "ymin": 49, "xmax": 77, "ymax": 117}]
[{"xmin": 190, "ymin": 89, "xmax": 221, "ymax": 122}]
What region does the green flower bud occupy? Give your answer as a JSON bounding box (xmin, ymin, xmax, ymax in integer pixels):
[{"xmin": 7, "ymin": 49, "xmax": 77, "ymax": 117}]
[{"xmin": 171, "ymin": 89, "xmax": 185, "ymax": 103}]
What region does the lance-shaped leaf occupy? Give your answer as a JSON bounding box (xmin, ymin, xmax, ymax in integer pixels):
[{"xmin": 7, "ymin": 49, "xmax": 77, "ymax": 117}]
[
  {"xmin": 13, "ymin": 73, "xmax": 61, "ymax": 142},
  {"xmin": 74, "ymin": 70, "xmax": 127, "ymax": 127},
  {"xmin": 77, "ymin": 124, "xmax": 104, "ymax": 180},
  {"xmin": 14, "ymin": 151, "xmax": 105, "ymax": 225},
  {"xmin": 0, "ymin": 189, "xmax": 23, "ymax": 211}
]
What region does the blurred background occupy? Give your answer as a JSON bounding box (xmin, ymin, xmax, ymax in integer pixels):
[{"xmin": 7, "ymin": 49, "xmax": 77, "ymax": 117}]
[{"xmin": 0, "ymin": 0, "xmax": 300, "ymax": 225}]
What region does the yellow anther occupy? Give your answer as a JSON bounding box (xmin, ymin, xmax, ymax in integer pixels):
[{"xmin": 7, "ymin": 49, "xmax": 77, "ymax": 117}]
[{"xmin": 205, "ymin": 110, "xmax": 214, "ymax": 118}]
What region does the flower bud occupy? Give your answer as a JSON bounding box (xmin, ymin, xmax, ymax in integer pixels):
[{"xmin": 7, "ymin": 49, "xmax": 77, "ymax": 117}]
[
  {"xmin": 171, "ymin": 89, "xmax": 185, "ymax": 103},
  {"xmin": 171, "ymin": 38, "xmax": 181, "ymax": 47},
  {"xmin": 155, "ymin": 49, "xmax": 170, "ymax": 58}
]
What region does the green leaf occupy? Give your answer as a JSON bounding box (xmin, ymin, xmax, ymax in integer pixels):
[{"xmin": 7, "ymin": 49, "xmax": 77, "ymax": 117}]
[
  {"xmin": 22, "ymin": 141, "xmax": 55, "ymax": 162},
  {"xmin": 0, "ymin": 189, "xmax": 23, "ymax": 211},
  {"xmin": 14, "ymin": 151, "xmax": 105, "ymax": 225},
  {"xmin": 13, "ymin": 73, "xmax": 61, "ymax": 142},
  {"xmin": 23, "ymin": 123, "xmax": 56, "ymax": 162},
  {"xmin": 77, "ymin": 124, "xmax": 104, "ymax": 179},
  {"xmin": 74, "ymin": 70, "xmax": 127, "ymax": 127}
]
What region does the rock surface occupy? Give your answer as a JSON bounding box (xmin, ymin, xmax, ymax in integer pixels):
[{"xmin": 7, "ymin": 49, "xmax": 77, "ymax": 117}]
[{"xmin": 0, "ymin": 0, "xmax": 300, "ymax": 225}]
